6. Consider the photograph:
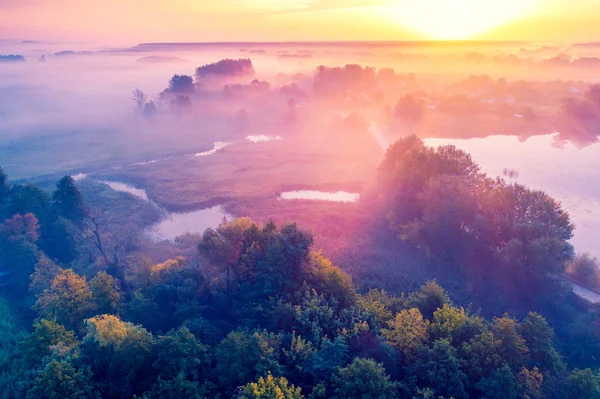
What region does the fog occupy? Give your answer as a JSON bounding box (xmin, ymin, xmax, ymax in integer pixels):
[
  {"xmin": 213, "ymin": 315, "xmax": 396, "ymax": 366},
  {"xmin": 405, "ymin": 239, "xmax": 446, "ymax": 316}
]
[{"xmin": 2, "ymin": 39, "xmax": 600, "ymax": 255}]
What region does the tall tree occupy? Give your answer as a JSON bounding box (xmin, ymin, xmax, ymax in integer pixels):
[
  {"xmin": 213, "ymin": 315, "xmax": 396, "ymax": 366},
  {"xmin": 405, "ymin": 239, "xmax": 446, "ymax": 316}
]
[
  {"xmin": 330, "ymin": 358, "xmax": 396, "ymax": 399},
  {"xmin": 0, "ymin": 166, "xmax": 8, "ymax": 205},
  {"xmin": 236, "ymin": 373, "xmax": 303, "ymax": 399},
  {"xmin": 35, "ymin": 269, "xmax": 94, "ymax": 331},
  {"xmin": 52, "ymin": 176, "xmax": 85, "ymax": 225}
]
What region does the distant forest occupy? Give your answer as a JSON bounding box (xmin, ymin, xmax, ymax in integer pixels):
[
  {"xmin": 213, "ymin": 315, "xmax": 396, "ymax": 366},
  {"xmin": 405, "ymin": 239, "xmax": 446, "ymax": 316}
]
[{"xmin": 2, "ymin": 137, "xmax": 600, "ymax": 398}]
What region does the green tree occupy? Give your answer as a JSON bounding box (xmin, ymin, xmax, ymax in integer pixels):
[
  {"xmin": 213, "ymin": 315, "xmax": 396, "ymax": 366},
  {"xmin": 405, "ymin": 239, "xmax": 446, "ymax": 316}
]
[
  {"xmin": 563, "ymin": 368, "xmax": 600, "ymax": 399},
  {"xmin": 408, "ymin": 281, "xmax": 450, "ymax": 320},
  {"xmin": 26, "ymin": 359, "xmax": 97, "ymax": 399},
  {"xmin": 475, "ymin": 364, "xmax": 518, "ymax": 399},
  {"xmin": 429, "ymin": 304, "xmax": 484, "ymax": 345},
  {"xmin": 90, "ymin": 271, "xmax": 122, "ymax": 315},
  {"xmin": 22, "ymin": 319, "xmax": 79, "ymax": 367},
  {"xmin": 410, "ymin": 339, "xmax": 468, "ymax": 399},
  {"xmin": 153, "ymin": 327, "xmax": 208, "ymax": 380},
  {"xmin": 305, "ymin": 252, "xmax": 356, "ymax": 308},
  {"xmin": 215, "ymin": 330, "xmax": 281, "ymax": 393},
  {"xmin": 140, "ymin": 373, "xmax": 209, "ymax": 399},
  {"xmin": 568, "ymin": 254, "xmax": 600, "ymax": 291},
  {"xmin": 492, "ymin": 314, "xmax": 529, "ymax": 370},
  {"xmin": 304, "ymin": 336, "xmax": 348, "ymax": 381},
  {"xmin": 0, "ymin": 166, "xmax": 9, "ymax": 204},
  {"xmin": 52, "ymin": 176, "xmax": 86, "ymax": 225},
  {"xmin": 236, "ymin": 373, "xmax": 303, "ymax": 399},
  {"xmin": 518, "ymin": 312, "xmax": 564, "ymax": 374},
  {"xmin": 82, "ymin": 315, "xmax": 156, "ymax": 399},
  {"xmin": 460, "ymin": 332, "xmax": 504, "ymax": 386},
  {"xmin": 35, "ymin": 269, "xmax": 94, "ymax": 331},
  {"xmin": 382, "ymin": 308, "xmax": 428, "ymax": 363},
  {"xmin": 330, "ymin": 358, "xmax": 396, "ymax": 399}
]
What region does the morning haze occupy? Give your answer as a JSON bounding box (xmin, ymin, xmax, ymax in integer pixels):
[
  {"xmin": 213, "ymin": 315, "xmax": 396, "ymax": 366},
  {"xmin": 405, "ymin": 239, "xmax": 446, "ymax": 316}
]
[{"xmin": 2, "ymin": 1, "xmax": 600, "ymax": 398}]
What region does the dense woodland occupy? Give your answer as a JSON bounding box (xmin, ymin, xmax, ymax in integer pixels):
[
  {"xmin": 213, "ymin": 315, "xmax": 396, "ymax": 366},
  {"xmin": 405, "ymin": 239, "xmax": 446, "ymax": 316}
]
[{"xmin": 2, "ymin": 138, "xmax": 600, "ymax": 398}]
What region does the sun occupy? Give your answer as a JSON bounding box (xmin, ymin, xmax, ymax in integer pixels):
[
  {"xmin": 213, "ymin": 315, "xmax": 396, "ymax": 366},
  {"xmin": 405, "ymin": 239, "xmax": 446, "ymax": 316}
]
[{"xmin": 388, "ymin": 0, "xmax": 535, "ymax": 40}]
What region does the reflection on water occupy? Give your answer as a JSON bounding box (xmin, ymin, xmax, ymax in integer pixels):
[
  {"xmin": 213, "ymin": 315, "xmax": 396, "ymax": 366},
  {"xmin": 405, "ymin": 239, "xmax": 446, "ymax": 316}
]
[
  {"xmin": 246, "ymin": 135, "xmax": 282, "ymax": 143},
  {"xmin": 146, "ymin": 206, "xmax": 230, "ymax": 241},
  {"xmin": 280, "ymin": 190, "xmax": 360, "ymax": 203},
  {"xmin": 195, "ymin": 142, "xmax": 230, "ymax": 157},
  {"xmin": 99, "ymin": 181, "xmax": 150, "ymax": 202},
  {"xmin": 425, "ymin": 133, "xmax": 600, "ymax": 257}
]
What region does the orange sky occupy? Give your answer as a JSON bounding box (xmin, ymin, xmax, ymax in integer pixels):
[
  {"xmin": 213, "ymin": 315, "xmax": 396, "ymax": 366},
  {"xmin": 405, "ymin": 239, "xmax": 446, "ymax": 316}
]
[{"xmin": 1, "ymin": 0, "xmax": 599, "ymax": 44}]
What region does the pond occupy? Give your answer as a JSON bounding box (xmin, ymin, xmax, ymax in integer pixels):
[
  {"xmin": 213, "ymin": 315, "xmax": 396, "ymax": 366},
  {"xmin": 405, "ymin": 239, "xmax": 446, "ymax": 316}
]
[
  {"xmin": 280, "ymin": 190, "xmax": 360, "ymax": 203},
  {"xmin": 425, "ymin": 133, "xmax": 600, "ymax": 258},
  {"xmin": 98, "ymin": 180, "xmax": 230, "ymax": 241},
  {"xmin": 145, "ymin": 206, "xmax": 231, "ymax": 241}
]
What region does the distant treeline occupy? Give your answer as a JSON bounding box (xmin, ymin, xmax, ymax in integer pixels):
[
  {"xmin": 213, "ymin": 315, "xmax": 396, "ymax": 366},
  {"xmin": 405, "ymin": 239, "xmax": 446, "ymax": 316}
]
[{"xmin": 0, "ymin": 55, "xmax": 25, "ymax": 62}]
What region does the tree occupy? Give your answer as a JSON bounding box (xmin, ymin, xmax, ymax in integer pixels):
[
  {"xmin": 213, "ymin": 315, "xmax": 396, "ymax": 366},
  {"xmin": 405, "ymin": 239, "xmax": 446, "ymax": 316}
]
[
  {"xmin": 215, "ymin": 330, "xmax": 281, "ymax": 393},
  {"xmin": 0, "ymin": 166, "xmax": 8, "ymax": 204},
  {"xmin": 166, "ymin": 75, "xmax": 194, "ymax": 94},
  {"xmin": 517, "ymin": 367, "xmax": 544, "ymax": 399},
  {"xmin": 0, "ymin": 213, "xmax": 40, "ymax": 242},
  {"xmin": 475, "ymin": 364, "xmax": 518, "ymax": 399},
  {"xmin": 236, "ymin": 373, "xmax": 303, "ymax": 399},
  {"xmin": 429, "ymin": 305, "xmax": 484, "ymax": 346},
  {"xmin": 140, "ymin": 374, "xmax": 208, "ymax": 399},
  {"xmin": 491, "ymin": 314, "xmax": 529, "ymax": 370},
  {"xmin": 82, "ymin": 315, "xmax": 156, "ymax": 399},
  {"xmin": 26, "ymin": 359, "xmax": 97, "ymax": 399},
  {"xmin": 152, "ymin": 327, "xmax": 208, "ymax": 380},
  {"xmin": 518, "ymin": 313, "xmax": 563, "ymax": 374},
  {"xmin": 36, "ymin": 269, "xmax": 94, "ymax": 331},
  {"xmin": 53, "ymin": 176, "xmax": 85, "ymax": 225},
  {"xmin": 330, "ymin": 358, "xmax": 396, "ymax": 399},
  {"xmin": 562, "ymin": 369, "xmax": 600, "ymax": 399},
  {"xmin": 304, "ymin": 336, "xmax": 348, "ymax": 381},
  {"xmin": 22, "ymin": 319, "xmax": 79, "ymax": 368},
  {"xmin": 460, "ymin": 332, "xmax": 504, "ymax": 386},
  {"xmin": 90, "ymin": 272, "xmax": 122, "ymax": 315},
  {"xmin": 143, "ymin": 101, "xmax": 157, "ymax": 118},
  {"xmin": 568, "ymin": 254, "xmax": 600, "ymax": 291},
  {"xmin": 382, "ymin": 308, "xmax": 428, "ymax": 363},
  {"xmin": 393, "ymin": 94, "xmax": 425, "ymax": 123},
  {"xmin": 8, "ymin": 183, "xmax": 52, "ymax": 221},
  {"xmin": 305, "ymin": 252, "xmax": 356, "ymax": 308},
  {"xmin": 132, "ymin": 89, "xmax": 147, "ymax": 109},
  {"xmin": 409, "ymin": 281, "xmax": 450, "ymax": 320},
  {"xmin": 409, "ymin": 339, "xmax": 468, "ymax": 399}
]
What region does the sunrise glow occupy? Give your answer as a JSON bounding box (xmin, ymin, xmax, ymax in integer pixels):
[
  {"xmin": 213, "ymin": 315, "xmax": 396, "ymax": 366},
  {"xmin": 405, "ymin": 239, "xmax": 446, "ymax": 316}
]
[{"xmin": 388, "ymin": 0, "xmax": 535, "ymax": 40}]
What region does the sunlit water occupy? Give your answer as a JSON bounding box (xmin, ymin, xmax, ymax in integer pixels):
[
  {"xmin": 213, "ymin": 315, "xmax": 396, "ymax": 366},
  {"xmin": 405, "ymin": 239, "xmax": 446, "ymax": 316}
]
[
  {"xmin": 99, "ymin": 181, "xmax": 149, "ymax": 202},
  {"xmin": 99, "ymin": 180, "xmax": 228, "ymax": 241},
  {"xmin": 195, "ymin": 142, "xmax": 230, "ymax": 157},
  {"xmin": 146, "ymin": 206, "xmax": 231, "ymax": 241},
  {"xmin": 246, "ymin": 135, "xmax": 282, "ymax": 143},
  {"xmin": 280, "ymin": 190, "xmax": 360, "ymax": 203},
  {"xmin": 425, "ymin": 133, "xmax": 600, "ymax": 258}
]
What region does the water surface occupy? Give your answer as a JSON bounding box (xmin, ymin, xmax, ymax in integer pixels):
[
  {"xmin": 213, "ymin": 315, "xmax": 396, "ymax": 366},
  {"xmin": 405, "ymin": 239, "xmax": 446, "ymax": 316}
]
[
  {"xmin": 280, "ymin": 190, "xmax": 360, "ymax": 203},
  {"xmin": 146, "ymin": 206, "xmax": 230, "ymax": 241}
]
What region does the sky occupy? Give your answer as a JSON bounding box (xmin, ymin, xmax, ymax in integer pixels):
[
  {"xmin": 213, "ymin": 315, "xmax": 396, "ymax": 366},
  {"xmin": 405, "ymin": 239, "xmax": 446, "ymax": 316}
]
[{"xmin": 1, "ymin": 0, "xmax": 600, "ymax": 45}]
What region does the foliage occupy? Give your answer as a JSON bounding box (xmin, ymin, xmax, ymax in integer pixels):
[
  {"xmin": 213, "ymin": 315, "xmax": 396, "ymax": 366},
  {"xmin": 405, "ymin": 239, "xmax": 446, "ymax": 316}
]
[
  {"xmin": 35, "ymin": 269, "xmax": 94, "ymax": 331},
  {"xmin": 236, "ymin": 373, "xmax": 303, "ymax": 399},
  {"xmin": 330, "ymin": 358, "xmax": 396, "ymax": 399}
]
